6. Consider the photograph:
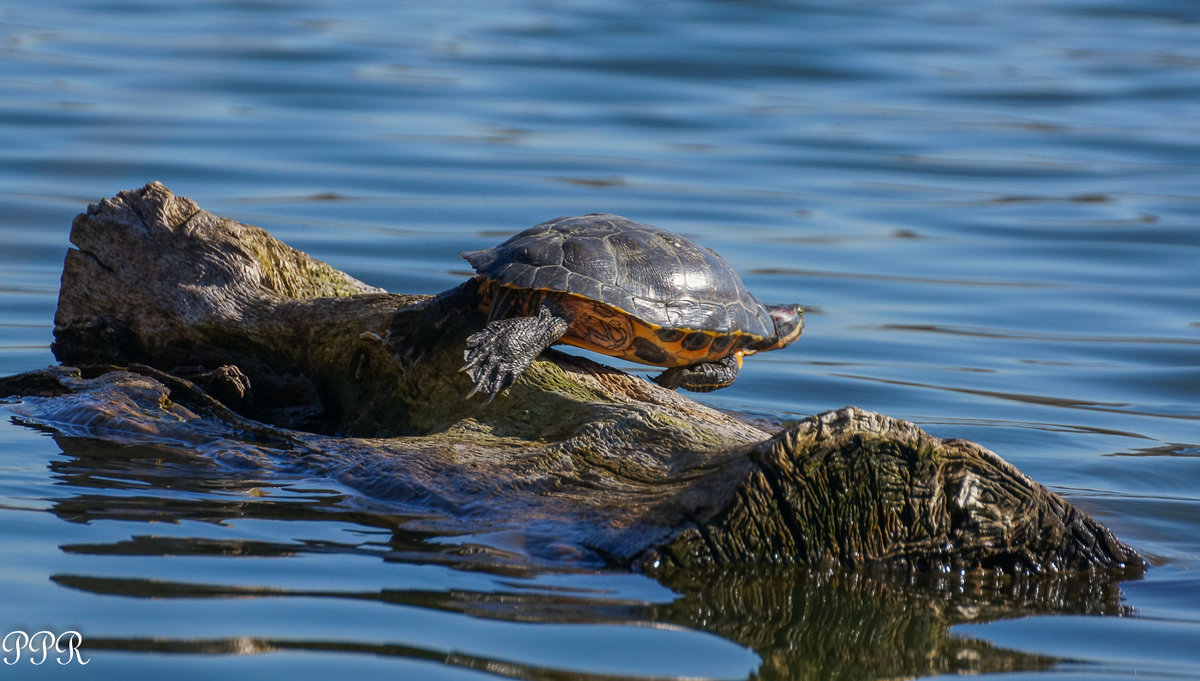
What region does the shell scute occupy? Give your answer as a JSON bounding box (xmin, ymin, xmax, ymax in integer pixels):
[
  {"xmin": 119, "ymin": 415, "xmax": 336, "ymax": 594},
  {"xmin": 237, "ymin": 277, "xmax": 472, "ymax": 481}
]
[
  {"xmin": 532, "ymin": 264, "xmax": 571, "ymax": 291},
  {"xmin": 504, "ymin": 264, "xmax": 538, "ymax": 290},
  {"xmin": 562, "ymin": 235, "xmax": 617, "ymax": 283},
  {"xmin": 566, "ymin": 271, "xmax": 603, "ymax": 302},
  {"xmin": 630, "ymin": 295, "xmax": 669, "ymax": 325},
  {"xmin": 600, "ymin": 283, "xmax": 637, "ymax": 318}
]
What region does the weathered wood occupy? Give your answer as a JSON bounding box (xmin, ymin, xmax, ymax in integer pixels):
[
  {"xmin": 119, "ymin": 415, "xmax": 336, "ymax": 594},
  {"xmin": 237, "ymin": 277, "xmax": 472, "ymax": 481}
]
[{"xmin": 17, "ymin": 182, "xmax": 1143, "ymax": 574}]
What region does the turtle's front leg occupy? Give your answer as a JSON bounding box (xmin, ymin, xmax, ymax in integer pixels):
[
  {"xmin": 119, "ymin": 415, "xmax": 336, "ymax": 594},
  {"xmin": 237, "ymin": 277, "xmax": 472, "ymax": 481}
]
[
  {"xmin": 462, "ymin": 305, "xmax": 570, "ymax": 400},
  {"xmin": 653, "ymin": 353, "xmax": 742, "ymax": 392}
]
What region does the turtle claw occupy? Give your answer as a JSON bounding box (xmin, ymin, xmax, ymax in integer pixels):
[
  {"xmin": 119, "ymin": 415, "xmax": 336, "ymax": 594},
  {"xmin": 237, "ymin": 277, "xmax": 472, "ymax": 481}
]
[
  {"xmin": 462, "ymin": 307, "xmax": 569, "ymax": 401},
  {"xmin": 463, "ymin": 378, "xmax": 496, "ymax": 405},
  {"xmin": 462, "ymin": 327, "xmax": 522, "ymax": 400},
  {"xmin": 652, "ymin": 367, "xmax": 684, "ymax": 390}
]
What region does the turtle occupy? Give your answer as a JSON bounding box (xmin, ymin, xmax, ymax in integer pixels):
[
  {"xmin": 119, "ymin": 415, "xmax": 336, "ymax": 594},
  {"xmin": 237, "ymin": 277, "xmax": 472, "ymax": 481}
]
[{"xmin": 459, "ymin": 214, "xmax": 804, "ymax": 399}]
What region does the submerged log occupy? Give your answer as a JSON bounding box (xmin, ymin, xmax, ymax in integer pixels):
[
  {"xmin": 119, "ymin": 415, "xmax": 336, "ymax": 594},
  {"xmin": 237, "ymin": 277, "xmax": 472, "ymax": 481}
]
[{"xmin": 20, "ymin": 182, "xmax": 1142, "ymax": 574}]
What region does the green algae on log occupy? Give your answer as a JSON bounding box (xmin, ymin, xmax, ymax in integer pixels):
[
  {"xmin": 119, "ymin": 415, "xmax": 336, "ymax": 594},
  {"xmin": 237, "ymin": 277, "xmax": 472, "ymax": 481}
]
[{"xmin": 12, "ymin": 182, "xmax": 1145, "ymax": 574}]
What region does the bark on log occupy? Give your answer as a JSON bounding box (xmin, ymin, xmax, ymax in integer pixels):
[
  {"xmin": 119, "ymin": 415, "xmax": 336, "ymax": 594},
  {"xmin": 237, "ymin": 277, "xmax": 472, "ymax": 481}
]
[{"xmin": 21, "ymin": 182, "xmax": 1143, "ymax": 574}]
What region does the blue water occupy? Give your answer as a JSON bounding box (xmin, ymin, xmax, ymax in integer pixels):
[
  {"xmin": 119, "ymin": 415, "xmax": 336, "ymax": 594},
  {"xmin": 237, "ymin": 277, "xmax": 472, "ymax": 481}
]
[{"xmin": 2, "ymin": 0, "xmax": 1199, "ymax": 679}]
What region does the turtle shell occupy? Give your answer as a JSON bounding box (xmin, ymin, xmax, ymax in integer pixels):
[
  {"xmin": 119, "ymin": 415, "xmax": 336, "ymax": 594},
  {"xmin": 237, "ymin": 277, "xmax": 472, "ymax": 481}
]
[{"xmin": 460, "ymin": 214, "xmax": 774, "ymax": 341}]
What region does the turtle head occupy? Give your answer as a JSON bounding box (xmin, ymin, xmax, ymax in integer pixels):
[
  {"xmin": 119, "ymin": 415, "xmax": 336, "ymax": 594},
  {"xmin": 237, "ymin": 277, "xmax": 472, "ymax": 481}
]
[{"xmin": 747, "ymin": 304, "xmax": 804, "ymax": 354}]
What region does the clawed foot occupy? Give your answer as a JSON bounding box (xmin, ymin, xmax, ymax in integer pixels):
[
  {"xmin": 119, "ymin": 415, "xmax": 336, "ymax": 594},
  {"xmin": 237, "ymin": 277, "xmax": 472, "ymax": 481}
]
[
  {"xmin": 652, "ymin": 353, "xmax": 741, "ymax": 392},
  {"xmin": 462, "ymin": 318, "xmax": 534, "ymax": 401},
  {"xmin": 652, "ymin": 366, "xmax": 724, "ymax": 393},
  {"xmin": 652, "ymin": 366, "xmax": 685, "ymax": 390},
  {"xmin": 462, "ymin": 306, "xmax": 570, "ymax": 401}
]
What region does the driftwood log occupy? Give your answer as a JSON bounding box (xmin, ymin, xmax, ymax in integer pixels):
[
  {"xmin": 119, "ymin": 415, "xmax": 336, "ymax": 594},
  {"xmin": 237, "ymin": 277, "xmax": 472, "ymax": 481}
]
[{"xmin": 10, "ymin": 182, "xmax": 1143, "ymax": 574}]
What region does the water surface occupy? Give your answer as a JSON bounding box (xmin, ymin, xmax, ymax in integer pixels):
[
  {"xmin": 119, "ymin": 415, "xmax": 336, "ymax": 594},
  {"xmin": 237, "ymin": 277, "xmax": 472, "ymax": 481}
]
[{"xmin": 1, "ymin": 0, "xmax": 1198, "ymax": 679}]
